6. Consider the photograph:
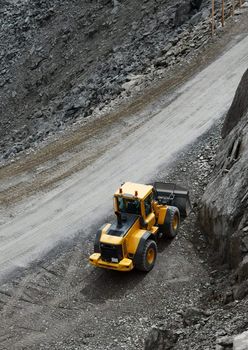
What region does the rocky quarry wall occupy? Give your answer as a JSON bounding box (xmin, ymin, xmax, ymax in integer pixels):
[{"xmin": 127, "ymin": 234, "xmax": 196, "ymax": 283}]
[
  {"xmin": 0, "ymin": 0, "xmax": 223, "ymax": 164},
  {"xmin": 199, "ymin": 68, "xmax": 248, "ymax": 296}
]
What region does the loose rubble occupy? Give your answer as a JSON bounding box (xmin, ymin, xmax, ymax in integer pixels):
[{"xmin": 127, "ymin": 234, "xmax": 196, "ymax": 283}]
[{"xmin": 0, "ymin": 0, "xmax": 237, "ymax": 165}]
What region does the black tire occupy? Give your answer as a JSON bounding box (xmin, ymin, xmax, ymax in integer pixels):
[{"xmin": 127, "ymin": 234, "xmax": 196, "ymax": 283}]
[
  {"xmin": 159, "ymin": 206, "xmax": 180, "ymax": 238},
  {"xmin": 135, "ymin": 240, "xmax": 157, "ymax": 272}
]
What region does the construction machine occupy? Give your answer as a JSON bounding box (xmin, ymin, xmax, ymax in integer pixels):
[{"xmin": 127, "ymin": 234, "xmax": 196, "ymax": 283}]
[{"xmin": 89, "ymin": 182, "xmax": 191, "ymax": 272}]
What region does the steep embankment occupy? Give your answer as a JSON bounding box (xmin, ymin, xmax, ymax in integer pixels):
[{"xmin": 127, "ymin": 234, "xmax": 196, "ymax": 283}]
[
  {"xmin": 0, "ymin": 0, "xmax": 212, "ymax": 163},
  {"xmin": 199, "ymin": 68, "xmax": 248, "ymax": 297}
]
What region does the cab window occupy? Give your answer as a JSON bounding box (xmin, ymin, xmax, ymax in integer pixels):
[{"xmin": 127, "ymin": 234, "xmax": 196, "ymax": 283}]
[
  {"xmin": 117, "ymin": 197, "xmax": 141, "ymax": 215},
  {"xmin": 144, "ymin": 194, "xmax": 153, "ymax": 216}
]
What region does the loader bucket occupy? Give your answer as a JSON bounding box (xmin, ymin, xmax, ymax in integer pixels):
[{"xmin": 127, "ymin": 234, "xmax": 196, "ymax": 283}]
[{"xmin": 153, "ymin": 182, "xmax": 192, "ymax": 218}]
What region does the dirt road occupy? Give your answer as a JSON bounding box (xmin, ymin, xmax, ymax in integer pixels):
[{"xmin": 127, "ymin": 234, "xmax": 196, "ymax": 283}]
[{"xmin": 1, "ymin": 32, "xmax": 248, "ymax": 279}]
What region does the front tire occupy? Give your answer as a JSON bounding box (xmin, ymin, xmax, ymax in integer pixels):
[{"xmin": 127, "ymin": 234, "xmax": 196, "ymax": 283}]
[{"xmin": 135, "ymin": 240, "xmax": 157, "ymax": 272}]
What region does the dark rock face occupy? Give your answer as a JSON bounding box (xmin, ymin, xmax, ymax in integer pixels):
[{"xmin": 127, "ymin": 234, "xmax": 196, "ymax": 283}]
[
  {"xmin": 179, "ymin": 307, "xmax": 211, "ymax": 327},
  {"xmin": 144, "ymin": 327, "xmax": 179, "ymax": 350},
  {"xmin": 174, "ymin": 1, "xmax": 192, "ymax": 27},
  {"xmin": 174, "ymin": 0, "xmax": 203, "ymax": 26},
  {"xmin": 199, "ymin": 69, "xmax": 248, "ymax": 280},
  {"xmin": 191, "ymin": 0, "xmax": 203, "ymax": 10},
  {"xmin": 0, "ymin": 0, "xmax": 211, "ymax": 164},
  {"xmin": 222, "ymin": 69, "xmax": 248, "ymax": 138},
  {"xmin": 216, "ymin": 335, "xmax": 233, "ymax": 348}
]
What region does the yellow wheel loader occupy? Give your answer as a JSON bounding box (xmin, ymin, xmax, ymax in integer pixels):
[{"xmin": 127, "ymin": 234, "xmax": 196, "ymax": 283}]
[{"xmin": 89, "ymin": 182, "xmax": 191, "ymax": 272}]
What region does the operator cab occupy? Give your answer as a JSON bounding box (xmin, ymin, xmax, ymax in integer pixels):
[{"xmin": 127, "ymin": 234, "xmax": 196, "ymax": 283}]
[{"xmin": 114, "ymin": 182, "xmax": 156, "ymax": 231}]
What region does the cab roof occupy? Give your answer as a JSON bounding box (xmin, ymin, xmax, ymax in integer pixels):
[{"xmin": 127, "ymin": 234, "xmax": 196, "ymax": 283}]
[{"xmin": 114, "ymin": 182, "xmax": 153, "ymax": 200}]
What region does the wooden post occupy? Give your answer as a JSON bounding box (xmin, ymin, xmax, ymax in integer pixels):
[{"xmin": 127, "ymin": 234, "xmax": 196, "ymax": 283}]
[
  {"xmin": 231, "ymin": 0, "xmax": 235, "ymax": 15},
  {"xmin": 222, "ymin": 0, "xmax": 225, "ymax": 27},
  {"xmin": 212, "ymin": 0, "xmax": 215, "ymax": 35}
]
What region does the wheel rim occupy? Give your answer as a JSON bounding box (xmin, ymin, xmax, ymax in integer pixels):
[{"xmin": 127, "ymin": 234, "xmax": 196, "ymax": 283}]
[
  {"xmin": 172, "ymin": 214, "xmax": 178, "ymax": 231},
  {"xmin": 147, "ymin": 248, "xmax": 155, "ymax": 264}
]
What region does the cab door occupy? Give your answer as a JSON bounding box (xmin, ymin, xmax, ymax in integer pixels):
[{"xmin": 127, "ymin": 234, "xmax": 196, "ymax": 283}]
[{"xmin": 143, "ymin": 193, "xmax": 156, "ymax": 230}]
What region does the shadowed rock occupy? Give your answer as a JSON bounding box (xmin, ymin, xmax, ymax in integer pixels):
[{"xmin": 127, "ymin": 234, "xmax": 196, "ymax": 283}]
[
  {"xmin": 199, "ymin": 69, "xmax": 248, "ymax": 278},
  {"xmin": 191, "ymin": 0, "xmax": 203, "ymax": 10},
  {"xmin": 144, "ymin": 327, "xmax": 179, "ymax": 350},
  {"xmin": 222, "ymin": 69, "xmax": 248, "ymax": 138},
  {"xmin": 174, "ymin": 0, "xmax": 203, "ymax": 26}
]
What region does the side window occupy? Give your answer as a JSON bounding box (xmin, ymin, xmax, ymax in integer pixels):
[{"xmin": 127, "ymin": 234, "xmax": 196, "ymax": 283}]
[
  {"xmin": 144, "ymin": 194, "xmax": 152, "ymax": 216},
  {"xmin": 118, "ymin": 197, "xmax": 125, "ymax": 212}
]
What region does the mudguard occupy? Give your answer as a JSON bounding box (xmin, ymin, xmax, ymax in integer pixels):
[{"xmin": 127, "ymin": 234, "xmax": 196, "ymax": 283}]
[{"xmin": 93, "ymin": 225, "xmax": 106, "ymax": 253}]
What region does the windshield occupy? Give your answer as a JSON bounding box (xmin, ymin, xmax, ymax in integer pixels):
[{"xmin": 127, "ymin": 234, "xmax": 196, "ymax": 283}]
[{"xmin": 117, "ymin": 197, "xmax": 141, "ymax": 215}]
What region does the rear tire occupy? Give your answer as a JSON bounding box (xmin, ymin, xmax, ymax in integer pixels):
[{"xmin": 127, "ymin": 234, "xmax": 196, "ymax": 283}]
[
  {"xmin": 135, "ymin": 240, "xmax": 157, "ymax": 272},
  {"xmin": 159, "ymin": 206, "xmax": 180, "ymax": 238}
]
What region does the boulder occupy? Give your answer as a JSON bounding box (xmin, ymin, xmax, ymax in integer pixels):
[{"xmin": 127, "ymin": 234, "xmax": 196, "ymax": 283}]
[
  {"xmin": 237, "ymin": 254, "xmax": 248, "ymax": 282},
  {"xmin": 189, "ymin": 12, "xmax": 202, "ymax": 25},
  {"xmin": 111, "ymin": 0, "xmax": 121, "ymax": 15},
  {"xmin": 144, "ymin": 327, "xmax": 179, "ymax": 350},
  {"xmin": 233, "ymin": 331, "xmax": 248, "ymax": 350},
  {"xmin": 233, "ymin": 280, "xmax": 248, "ymax": 300},
  {"xmin": 216, "ymin": 335, "xmax": 233, "ymax": 348},
  {"xmin": 180, "ymin": 307, "xmax": 211, "ymax": 326},
  {"xmin": 174, "ymin": 2, "xmax": 192, "ymax": 27},
  {"xmin": 191, "ymin": 0, "xmax": 203, "ymax": 10},
  {"xmin": 174, "ymin": 0, "xmax": 203, "ymax": 26}
]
